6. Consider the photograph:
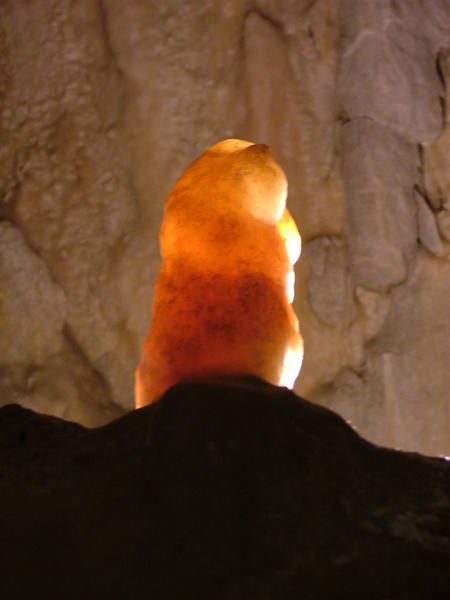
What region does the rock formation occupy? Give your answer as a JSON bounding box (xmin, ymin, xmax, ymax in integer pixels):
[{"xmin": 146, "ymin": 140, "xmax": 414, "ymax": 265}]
[
  {"xmin": 1, "ymin": 379, "xmax": 449, "ymax": 599},
  {"xmin": 0, "ymin": 1, "xmax": 449, "ymax": 454},
  {"xmin": 136, "ymin": 139, "xmax": 302, "ymax": 406}
]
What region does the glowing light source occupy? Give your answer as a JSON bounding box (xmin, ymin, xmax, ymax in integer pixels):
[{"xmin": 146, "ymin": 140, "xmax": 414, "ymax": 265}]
[
  {"xmin": 135, "ymin": 139, "xmax": 303, "ymax": 407},
  {"xmin": 278, "ymin": 209, "xmax": 301, "ymax": 265}
]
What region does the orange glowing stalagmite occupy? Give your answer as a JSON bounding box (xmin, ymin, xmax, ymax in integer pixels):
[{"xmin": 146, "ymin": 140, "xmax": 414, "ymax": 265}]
[{"xmin": 135, "ymin": 139, "xmax": 303, "ymax": 408}]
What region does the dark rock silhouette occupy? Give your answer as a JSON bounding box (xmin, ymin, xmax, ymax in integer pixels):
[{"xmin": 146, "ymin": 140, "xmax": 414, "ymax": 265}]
[{"xmin": 0, "ymin": 377, "xmax": 449, "ymax": 599}]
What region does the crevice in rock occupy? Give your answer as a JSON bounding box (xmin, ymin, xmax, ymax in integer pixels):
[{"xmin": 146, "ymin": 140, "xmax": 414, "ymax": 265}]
[
  {"xmin": 244, "ymin": 8, "xmax": 285, "ymax": 36},
  {"xmin": 436, "ymin": 51, "xmax": 447, "ymax": 127},
  {"xmin": 436, "ymin": 49, "xmax": 447, "ymax": 90},
  {"xmin": 414, "ymin": 182, "xmax": 441, "ymax": 213},
  {"xmin": 96, "ymin": 0, "xmax": 128, "ymax": 105}
]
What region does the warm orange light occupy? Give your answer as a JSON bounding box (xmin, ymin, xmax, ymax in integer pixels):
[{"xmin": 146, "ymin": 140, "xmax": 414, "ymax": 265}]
[
  {"xmin": 135, "ymin": 139, "xmax": 303, "ymax": 407},
  {"xmin": 278, "ymin": 208, "xmax": 301, "ymax": 265},
  {"xmin": 278, "ymin": 209, "xmax": 301, "ymax": 304}
]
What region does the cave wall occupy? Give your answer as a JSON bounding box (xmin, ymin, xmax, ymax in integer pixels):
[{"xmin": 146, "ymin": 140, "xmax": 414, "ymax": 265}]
[{"xmin": 0, "ymin": 0, "xmax": 448, "ymax": 454}]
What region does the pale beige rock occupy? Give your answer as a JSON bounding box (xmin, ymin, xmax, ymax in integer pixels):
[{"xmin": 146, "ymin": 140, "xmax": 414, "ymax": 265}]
[
  {"xmin": 0, "ymin": 0, "xmax": 140, "ymax": 414},
  {"xmin": 0, "ymin": 222, "xmax": 65, "ymax": 364},
  {"xmin": 0, "ymin": 222, "xmax": 125, "ymax": 426},
  {"xmin": 340, "ymin": 0, "xmax": 391, "ymax": 41},
  {"xmin": 295, "ymin": 259, "xmax": 365, "ymax": 400},
  {"xmin": 424, "ymin": 90, "xmax": 450, "ymax": 256},
  {"xmin": 415, "ymin": 191, "xmax": 446, "ymax": 257},
  {"xmin": 243, "ymin": 5, "xmax": 345, "ymax": 241},
  {"xmin": 365, "ymin": 252, "xmax": 450, "ymax": 455},
  {"xmin": 318, "ymin": 255, "xmax": 450, "ymax": 455},
  {"xmin": 303, "ymin": 236, "xmax": 355, "ymax": 328},
  {"xmin": 0, "ymin": 351, "xmax": 125, "ymax": 427},
  {"xmin": 355, "ymin": 287, "xmax": 391, "ymax": 342},
  {"xmin": 340, "ymin": 2, "xmax": 442, "ymax": 144},
  {"xmin": 341, "ymin": 118, "xmax": 418, "ymax": 290},
  {"xmin": 309, "ymin": 367, "xmax": 374, "ymax": 435},
  {"xmin": 396, "ymin": 0, "xmax": 450, "ymax": 52},
  {"xmin": 424, "ymin": 127, "xmax": 450, "ymax": 210},
  {"xmin": 437, "ymin": 209, "xmax": 450, "ymax": 243}
]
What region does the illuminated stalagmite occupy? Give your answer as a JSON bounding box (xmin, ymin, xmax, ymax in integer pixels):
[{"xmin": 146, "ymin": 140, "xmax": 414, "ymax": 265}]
[{"xmin": 136, "ymin": 139, "xmax": 303, "ymax": 407}]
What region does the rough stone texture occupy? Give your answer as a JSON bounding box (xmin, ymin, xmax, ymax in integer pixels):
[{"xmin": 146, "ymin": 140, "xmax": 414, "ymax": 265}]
[
  {"xmin": 416, "ymin": 190, "xmax": 446, "ymax": 257},
  {"xmin": 340, "ymin": 0, "xmax": 443, "ymax": 144},
  {"xmin": 341, "ymin": 118, "xmax": 419, "ymax": 290},
  {"xmin": 0, "ymin": 0, "xmax": 140, "ymax": 421},
  {"xmin": 0, "ymin": 0, "xmax": 449, "ymax": 455},
  {"xmin": 303, "ymin": 236, "xmax": 355, "ymax": 327},
  {"xmin": 331, "ymin": 0, "xmax": 450, "ymax": 455},
  {"xmin": 0, "ymin": 222, "xmax": 65, "ymax": 364},
  {"xmin": 368, "ymin": 253, "xmax": 450, "ymax": 455},
  {"xmin": 1, "ymin": 379, "xmax": 449, "ymax": 599}
]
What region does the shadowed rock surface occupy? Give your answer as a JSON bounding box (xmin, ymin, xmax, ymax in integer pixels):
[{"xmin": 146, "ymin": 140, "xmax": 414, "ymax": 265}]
[{"xmin": 0, "ymin": 378, "xmax": 449, "ymax": 599}]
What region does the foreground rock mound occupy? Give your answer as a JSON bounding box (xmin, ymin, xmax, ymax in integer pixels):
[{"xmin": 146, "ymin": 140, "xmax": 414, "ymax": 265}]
[{"xmin": 0, "ymin": 378, "xmax": 449, "ymax": 599}]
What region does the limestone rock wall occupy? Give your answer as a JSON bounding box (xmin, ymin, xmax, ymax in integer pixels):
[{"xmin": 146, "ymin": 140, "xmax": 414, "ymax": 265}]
[{"xmin": 0, "ymin": 0, "xmax": 448, "ymax": 454}]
